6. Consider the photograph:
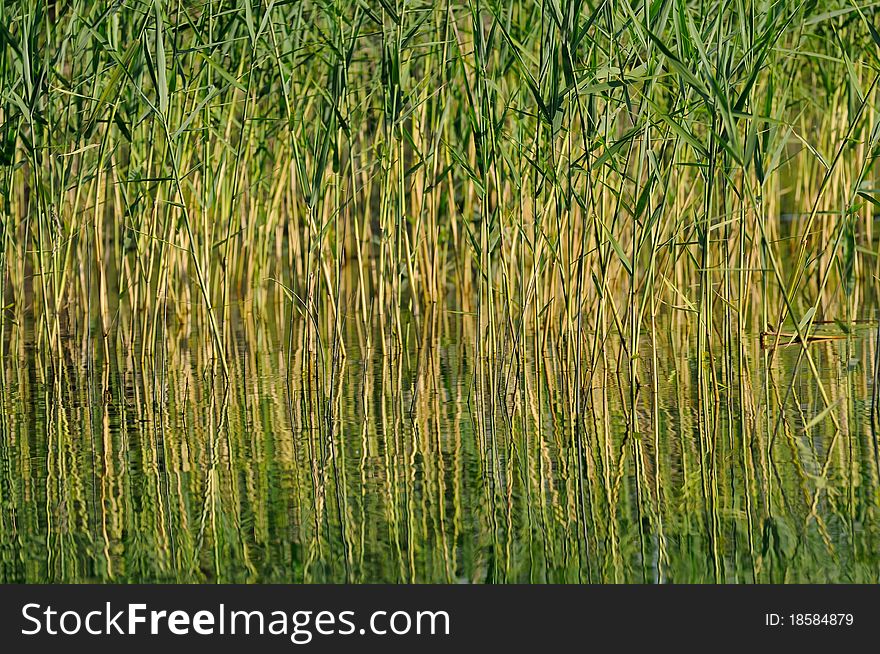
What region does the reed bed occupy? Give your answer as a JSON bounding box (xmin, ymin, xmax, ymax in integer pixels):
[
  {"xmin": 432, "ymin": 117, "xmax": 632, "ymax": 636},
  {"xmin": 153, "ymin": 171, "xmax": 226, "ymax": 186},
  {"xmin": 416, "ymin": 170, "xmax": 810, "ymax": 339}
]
[
  {"xmin": 1, "ymin": 0, "xmax": 880, "ymax": 583},
  {"xmin": 1, "ymin": 0, "xmax": 878, "ymax": 357}
]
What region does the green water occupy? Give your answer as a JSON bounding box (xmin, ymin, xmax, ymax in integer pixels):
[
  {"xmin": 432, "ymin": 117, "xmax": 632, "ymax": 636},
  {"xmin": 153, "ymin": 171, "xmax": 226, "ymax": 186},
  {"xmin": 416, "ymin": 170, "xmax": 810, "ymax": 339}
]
[{"xmin": 0, "ymin": 315, "xmax": 878, "ymax": 583}]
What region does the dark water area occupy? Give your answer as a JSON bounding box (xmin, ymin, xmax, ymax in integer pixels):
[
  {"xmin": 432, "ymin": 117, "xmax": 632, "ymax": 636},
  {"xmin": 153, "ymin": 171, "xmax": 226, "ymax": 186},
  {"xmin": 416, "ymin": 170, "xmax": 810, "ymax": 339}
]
[{"xmin": 0, "ymin": 314, "xmax": 878, "ymax": 583}]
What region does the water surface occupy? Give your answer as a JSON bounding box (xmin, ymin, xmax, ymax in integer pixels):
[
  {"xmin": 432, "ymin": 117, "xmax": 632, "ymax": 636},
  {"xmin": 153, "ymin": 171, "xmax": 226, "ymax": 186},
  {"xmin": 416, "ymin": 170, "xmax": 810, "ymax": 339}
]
[{"xmin": 1, "ymin": 314, "xmax": 878, "ymax": 583}]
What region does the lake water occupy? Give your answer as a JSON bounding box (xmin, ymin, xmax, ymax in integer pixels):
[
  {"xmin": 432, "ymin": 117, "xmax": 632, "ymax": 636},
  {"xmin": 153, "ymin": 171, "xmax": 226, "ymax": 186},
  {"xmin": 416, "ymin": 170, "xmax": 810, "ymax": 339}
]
[{"xmin": 0, "ymin": 313, "xmax": 877, "ymax": 583}]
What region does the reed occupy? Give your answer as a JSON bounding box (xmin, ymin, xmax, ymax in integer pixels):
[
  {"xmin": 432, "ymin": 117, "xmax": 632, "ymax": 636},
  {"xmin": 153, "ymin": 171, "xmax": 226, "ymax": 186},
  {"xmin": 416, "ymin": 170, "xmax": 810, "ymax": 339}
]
[
  {"xmin": 0, "ymin": 0, "xmax": 879, "ymax": 583},
  {"xmin": 0, "ymin": 1, "xmax": 876, "ymax": 360}
]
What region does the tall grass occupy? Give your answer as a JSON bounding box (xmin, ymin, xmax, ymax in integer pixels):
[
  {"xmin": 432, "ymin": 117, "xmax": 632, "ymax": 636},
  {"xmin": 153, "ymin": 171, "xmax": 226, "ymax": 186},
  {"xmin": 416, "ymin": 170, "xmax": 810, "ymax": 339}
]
[
  {"xmin": 1, "ymin": 0, "xmax": 880, "ymax": 582},
  {"xmin": 1, "ymin": 0, "xmax": 878, "ymax": 360}
]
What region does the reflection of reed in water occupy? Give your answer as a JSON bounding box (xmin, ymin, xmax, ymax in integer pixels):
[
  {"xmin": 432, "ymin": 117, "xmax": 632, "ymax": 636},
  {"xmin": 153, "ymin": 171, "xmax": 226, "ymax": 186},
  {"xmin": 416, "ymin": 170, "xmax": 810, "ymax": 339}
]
[{"xmin": 0, "ymin": 310, "xmax": 877, "ymax": 584}]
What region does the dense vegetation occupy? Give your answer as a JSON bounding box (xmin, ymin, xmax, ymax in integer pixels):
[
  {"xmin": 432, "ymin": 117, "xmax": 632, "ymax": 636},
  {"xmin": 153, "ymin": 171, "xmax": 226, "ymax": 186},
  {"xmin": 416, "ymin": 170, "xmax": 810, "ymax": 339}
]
[
  {"xmin": 2, "ymin": 1, "xmax": 879, "ymax": 359},
  {"xmin": 1, "ymin": 0, "xmax": 879, "ymax": 583}
]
